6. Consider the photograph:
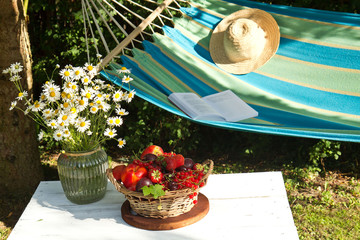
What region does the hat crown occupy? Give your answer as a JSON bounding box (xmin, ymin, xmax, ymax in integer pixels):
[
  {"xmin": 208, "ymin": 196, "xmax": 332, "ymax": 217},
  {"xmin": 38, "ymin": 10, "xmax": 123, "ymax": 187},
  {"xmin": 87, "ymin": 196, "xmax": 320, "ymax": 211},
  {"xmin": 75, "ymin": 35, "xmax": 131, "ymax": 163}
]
[{"xmin": 224, "ymin": 19, "xmax": 266, "ymax": 63}]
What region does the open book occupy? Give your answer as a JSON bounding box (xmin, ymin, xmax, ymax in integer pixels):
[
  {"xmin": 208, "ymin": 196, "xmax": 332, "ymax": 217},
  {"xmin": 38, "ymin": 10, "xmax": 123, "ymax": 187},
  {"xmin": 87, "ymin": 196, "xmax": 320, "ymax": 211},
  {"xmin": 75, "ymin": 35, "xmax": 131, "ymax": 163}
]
[{"xmin": 168, "ymin": 90, "xmax": 258, "ymax": 122}]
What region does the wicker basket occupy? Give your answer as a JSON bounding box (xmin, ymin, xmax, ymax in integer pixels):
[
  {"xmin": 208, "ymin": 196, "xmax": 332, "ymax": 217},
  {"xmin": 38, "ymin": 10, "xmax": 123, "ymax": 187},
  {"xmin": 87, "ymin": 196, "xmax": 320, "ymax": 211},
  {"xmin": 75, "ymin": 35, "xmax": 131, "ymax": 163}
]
[{"xmin": 107, "ymin": 159, "xmax": 213, "ymax": 219}]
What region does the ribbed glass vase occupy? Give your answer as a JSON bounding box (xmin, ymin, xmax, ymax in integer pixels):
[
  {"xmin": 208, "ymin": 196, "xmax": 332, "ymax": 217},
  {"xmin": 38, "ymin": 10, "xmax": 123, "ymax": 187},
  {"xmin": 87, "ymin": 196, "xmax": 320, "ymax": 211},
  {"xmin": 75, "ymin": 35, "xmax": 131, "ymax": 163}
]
[{"xmin": 57, "ymin": 146, "xmax": 108, "ymax": 204}]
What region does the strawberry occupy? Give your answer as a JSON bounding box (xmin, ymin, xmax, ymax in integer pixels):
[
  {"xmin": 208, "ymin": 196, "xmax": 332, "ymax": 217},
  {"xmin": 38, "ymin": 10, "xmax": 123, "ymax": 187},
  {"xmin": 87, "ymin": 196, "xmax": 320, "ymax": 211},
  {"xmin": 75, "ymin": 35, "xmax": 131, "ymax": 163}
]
[
  {"xmin": 165, "ymin": 154, "xmax": 185, "ymax": 171},
  {"xmin": 148, "ymin": 168, "xmax": 163, "ymax": 183}
]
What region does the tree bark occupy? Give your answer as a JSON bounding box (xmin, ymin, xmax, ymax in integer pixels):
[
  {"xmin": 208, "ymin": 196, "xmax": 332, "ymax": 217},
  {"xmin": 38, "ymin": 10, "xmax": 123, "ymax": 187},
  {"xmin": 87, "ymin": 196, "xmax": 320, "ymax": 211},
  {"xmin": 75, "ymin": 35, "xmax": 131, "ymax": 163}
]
[{"xmin": 0, "ymin": 0, "xmax": 42, "ymax": 197}]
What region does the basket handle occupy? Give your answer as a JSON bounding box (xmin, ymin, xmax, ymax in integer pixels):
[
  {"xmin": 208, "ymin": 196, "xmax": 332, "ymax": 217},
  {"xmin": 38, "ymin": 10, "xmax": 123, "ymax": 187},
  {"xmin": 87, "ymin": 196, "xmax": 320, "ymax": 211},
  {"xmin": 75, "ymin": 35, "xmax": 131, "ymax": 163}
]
[
  {"xmin": 200, "ymin": 159, "xmax": 214, "ymax": 183},
  {"xmin": 106, "ymin": 168, "xmax": 128, "ymax": 194}
]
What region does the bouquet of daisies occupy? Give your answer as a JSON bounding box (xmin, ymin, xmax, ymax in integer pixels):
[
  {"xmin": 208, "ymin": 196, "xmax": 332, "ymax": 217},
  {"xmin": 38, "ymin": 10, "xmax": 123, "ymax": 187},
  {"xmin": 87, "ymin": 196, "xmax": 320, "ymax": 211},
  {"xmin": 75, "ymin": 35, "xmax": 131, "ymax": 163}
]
[{"xmin": 3, "ymin": 62, "xmax": 135, "ymax": 152}]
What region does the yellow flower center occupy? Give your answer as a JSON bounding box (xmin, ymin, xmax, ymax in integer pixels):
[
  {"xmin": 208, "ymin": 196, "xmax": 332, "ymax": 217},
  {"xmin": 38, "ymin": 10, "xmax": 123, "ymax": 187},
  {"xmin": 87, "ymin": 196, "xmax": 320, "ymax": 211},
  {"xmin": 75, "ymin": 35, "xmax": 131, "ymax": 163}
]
[
  {"xmin": 50, "ymin": 91, "xmax": 56, "ymax": 97},
  {"xmin": 109, "ymin": 131, "xmax": 114, "ymax": 136},
  {"xmin": 119, "ymin": 140, "xmax": 124, "ymax": 145},
  {"xmin": 83, "ymin": 78, "xmax": 89, "ymax": 83},
  {"xmin": 80, "ymin": 122, "xmax": 86, "ymax": 127},
  {"xmin": 85, "ymin": 93, "xmax": 91, "ymax": 99},
  {"xmin": 115, "ymin": 119, "xmax": 121, "ymax": 124},
  {"xmin": 66, "ymin": 93, "xmax": 71, "ymax": 99},
  {"xmin": 18, "ymin": 92, "xmax": 23, "ymax": 97},
  {"xmin": 60, "ymin": 122, "xmax": 65, "ymax": 127},
  {"xmin": 75, "ymin": 70, "xmax": 80, "ymax": 75},
  {"xmin": 64, "ymin": 71, "xmax": 70, "ymax": 77},
  {"xmin": 57, "ymin": 133, "xmax": 62, "ymax": 137},
  {"xmin": 72, "ymin": 85, "xmax": 77, "ymax": 90},
  {"xmin": 119, "ymin": 111, "xmax": 124, "ymax": 115},
  {"xmin": 70, "ymin": 107, "xmax": 76, "ymax": 114},
  {"xmin": 62, "ymin": 115, "xmax": 68, "ymax": 121},
  {"xmin": 128, "ymin": 93, "xmax": 133, "ymax": 98},
  {"xmin": 66, "ymin": 82, "xmax": 72, "ymax": 88},
  {"xmin": 61, "ymin": 92, "xmax": 66, "ymax": 98},
  {"xmin": 109, "ymin": 119, "xmax": 114, "ymax": 124},
  {"xmin": 41, "ymin": 95, "xmax": 46, "ymax": 100},
  {"xmin": 63, "ymin": 102, "xmax": 69, "ymax": 108},
  {"xmin": 91, "ymin": 107, "xmax": 97, "ymax": 112},
  {"xmin": 121, "ymin": 67, "xmax": 127, "ymax": 71},
  {"xmin": 114, "ymin": 93, "xmax": 120, "ymax": 99},
  {"xmin": 96, "ymin": 100, "xmax": 101, "ymax": 104},
  {"xmin": 87, "ymin": 65, "xmax": 93, "ymax": 71},
  {"xmin": 51, "ymin": 122, "xmax": 56, "ymax": 126},
  {"xmin": 79, "ymin": 99, "xmax": 85, "ymax": 105}
]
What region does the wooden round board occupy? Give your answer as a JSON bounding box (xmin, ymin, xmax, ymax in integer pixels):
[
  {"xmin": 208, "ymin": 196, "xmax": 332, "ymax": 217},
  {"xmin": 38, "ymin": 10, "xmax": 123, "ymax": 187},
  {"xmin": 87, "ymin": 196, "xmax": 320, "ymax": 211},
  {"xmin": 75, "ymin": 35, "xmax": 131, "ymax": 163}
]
[{"xmin": 121, "ymin": 193, "xmax": 209, "ymax": 230}]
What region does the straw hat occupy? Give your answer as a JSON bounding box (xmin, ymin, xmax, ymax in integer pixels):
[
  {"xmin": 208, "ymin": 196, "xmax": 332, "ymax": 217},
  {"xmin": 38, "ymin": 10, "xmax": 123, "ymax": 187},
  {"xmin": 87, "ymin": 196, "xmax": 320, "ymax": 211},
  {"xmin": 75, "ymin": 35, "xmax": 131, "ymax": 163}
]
[{"xmin": 209, "ymin": 8, "xmax": 280, "ymax": 75}]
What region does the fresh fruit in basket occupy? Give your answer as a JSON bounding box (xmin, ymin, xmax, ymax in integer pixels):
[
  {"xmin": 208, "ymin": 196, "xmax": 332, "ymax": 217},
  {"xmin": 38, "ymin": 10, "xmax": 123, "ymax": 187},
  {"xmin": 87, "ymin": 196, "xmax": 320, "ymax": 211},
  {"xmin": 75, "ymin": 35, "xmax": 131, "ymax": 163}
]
[
  {"xmin": 112, "ymin": 145, "xmax": 209, "ymax": 198},
  {"xmin": 140, "ymin": 145, "xmax": 164, "ymax": 160},
  {"xmin": 120, "ymin": 163, "xmax": 148, "ymax": 191},
  {"xmin": 107, "ymin": 145, "xmax": 213, "ymax": 219}
]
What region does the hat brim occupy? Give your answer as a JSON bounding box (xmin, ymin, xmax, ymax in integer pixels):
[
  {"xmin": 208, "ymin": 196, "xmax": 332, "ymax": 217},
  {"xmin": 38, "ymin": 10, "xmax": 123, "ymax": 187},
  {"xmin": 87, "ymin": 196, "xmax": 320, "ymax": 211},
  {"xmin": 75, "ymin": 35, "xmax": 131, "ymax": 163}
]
[{"xmin": 209, "ymin": 8, "xmax": 280, "ymax": 75}]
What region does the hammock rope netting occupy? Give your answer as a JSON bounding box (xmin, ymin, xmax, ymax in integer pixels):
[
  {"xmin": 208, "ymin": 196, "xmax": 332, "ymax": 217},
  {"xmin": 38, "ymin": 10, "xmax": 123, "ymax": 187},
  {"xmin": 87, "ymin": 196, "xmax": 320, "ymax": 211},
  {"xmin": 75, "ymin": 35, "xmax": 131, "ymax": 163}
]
[{"xmin": 81, "ymin": 0, "xmax": 360, "ymax": 142}]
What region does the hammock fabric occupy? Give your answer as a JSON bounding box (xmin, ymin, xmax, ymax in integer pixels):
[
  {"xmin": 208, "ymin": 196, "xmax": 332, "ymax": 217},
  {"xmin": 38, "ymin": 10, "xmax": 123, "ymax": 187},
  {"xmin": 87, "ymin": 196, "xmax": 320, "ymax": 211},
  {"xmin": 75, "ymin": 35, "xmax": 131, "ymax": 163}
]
[{"xmin": 101, "ymin": 0, "xmax": 360, "ymax": 142}]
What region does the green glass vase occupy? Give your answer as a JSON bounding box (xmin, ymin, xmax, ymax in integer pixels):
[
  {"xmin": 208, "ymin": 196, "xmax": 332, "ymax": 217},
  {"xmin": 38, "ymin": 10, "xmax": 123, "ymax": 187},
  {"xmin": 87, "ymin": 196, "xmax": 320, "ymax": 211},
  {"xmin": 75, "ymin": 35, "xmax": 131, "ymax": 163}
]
[{"xmin": 57, "ymin": 146, "xmax": 108, "ymax": 204}]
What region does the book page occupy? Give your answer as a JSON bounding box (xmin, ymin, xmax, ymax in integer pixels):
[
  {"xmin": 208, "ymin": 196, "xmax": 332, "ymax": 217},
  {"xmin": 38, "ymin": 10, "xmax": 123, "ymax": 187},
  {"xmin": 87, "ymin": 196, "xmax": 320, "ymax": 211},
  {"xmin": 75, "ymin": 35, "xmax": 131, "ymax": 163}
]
[
  {"xmin": 168, "ymin": 93, "xmax": 224, "ymax": 121},
  {"xmin": 202, "ymin": 90, "xmax": 258, "ymax": 122}
]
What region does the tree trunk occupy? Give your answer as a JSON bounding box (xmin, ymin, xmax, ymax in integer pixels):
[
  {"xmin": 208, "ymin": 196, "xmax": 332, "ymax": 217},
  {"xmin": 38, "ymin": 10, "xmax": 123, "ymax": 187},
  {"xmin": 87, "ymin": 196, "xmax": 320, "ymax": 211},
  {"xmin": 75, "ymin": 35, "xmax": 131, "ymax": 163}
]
[{"xmin": 0, "ymin": 0, "xmax": 42, "ymax": 197}]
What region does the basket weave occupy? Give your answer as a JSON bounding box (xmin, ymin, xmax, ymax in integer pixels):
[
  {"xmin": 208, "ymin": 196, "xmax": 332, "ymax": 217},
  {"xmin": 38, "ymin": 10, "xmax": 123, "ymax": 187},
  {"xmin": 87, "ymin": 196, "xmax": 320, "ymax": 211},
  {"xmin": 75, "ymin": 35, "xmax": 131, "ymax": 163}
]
[{"xmin": 107, "ymin": 159, "xmax": 213, "ymax": 219}]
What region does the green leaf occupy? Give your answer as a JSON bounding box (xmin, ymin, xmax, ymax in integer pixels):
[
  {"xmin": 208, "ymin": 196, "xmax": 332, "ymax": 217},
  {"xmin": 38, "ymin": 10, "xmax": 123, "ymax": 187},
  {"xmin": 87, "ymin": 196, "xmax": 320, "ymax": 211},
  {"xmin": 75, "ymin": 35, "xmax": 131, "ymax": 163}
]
[
  {"xmin": 141, "ymin": 186, "xmax": 151, "ymax": 196},
  {"xmin": 141, "ymin": 184, "xmax": 165, "ymax": 199}
]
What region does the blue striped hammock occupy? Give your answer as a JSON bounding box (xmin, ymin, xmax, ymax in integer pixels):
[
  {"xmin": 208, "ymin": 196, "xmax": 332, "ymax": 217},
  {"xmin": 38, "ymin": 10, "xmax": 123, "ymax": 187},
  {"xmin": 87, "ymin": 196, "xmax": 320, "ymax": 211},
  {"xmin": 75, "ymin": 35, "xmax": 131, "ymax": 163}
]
[{"xmin": 99, "ymin": 0, "xmax": 360, "ymax": 142}]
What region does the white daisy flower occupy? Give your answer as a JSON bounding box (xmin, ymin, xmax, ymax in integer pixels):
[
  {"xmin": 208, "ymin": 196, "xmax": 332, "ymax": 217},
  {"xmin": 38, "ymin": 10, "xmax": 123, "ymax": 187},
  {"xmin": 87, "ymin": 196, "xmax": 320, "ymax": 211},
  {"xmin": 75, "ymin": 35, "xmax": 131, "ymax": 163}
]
[
  {"xmin": 76, "ymin": 117, "xmax": 91, "ymax": 132},
  {"xmin": 104, "ymin": 128, "xmax": 117, "ymax": 138},
  {"xmin": 10, "ymin": 74, "xmax": 22, "ymax": 82},
  {"xmin": 57, "ymin": 112, "xmax": 73, "ymax": 126},
  {"xmin": 43, "ymin": 83, "xmax": 61, "ymax": 102},
  {"xmin": 81, "ymin": 76, "xmax": 92, "ymax": 85},
  {"xmin": 84, "ymin": 63, "xmax": 97, "ymax": 76},
  {"xmin": 86, "ymin": 130, "xmax": 93, "ymax": 136},
  {"xmin": 16, "ymin": 90, "xmax": 28, "ymax": 100},
  {"xmin": 2, "ymin": 67, "xmax": 11, "ymax": 74},
  {"xmin": 63, "ymin": 128, "xmax": 71, "ymax": 138},
  {"xmin": 117, "ymin": 66, "xmax": 131, "ymax": 74},
  {"xmin": 72, "ymin": 67, "xmax": 85, "ymax": 80},
  {"xmin": 99, "ymin": 102, "xmax": 111, "ymax": 112},
  {"xmin": 117, "ymin": 138, "xmax": 126, "ymax": 148},
  {"xmin": 126, "ymin": 89, "xmax": 136, "ymax": 103},
  {"xmin": 81, "ymin": 87, "xmax": 94, "ymax": 100},
  {"xmin": 30, "ymin": 100, "xmax": 45, "ymax": 112},
  {"xmin": 113, "ymin": 90, "xmax": 123, "ymax": 102},
  {"xmin": 89, "ymin": 105, "xmax": 99, "ymax": 114},
  {"xmin": 59, "ymin": 68, "xmax": 73, "ymax": 81},
  {"xmin": 116, "ymin": 108, "xmax": 129, "ymax": 116},
  {"xmin": 113, "ymin": 117, "xmax": 123, "ymax": 127},
  {"xmin": 38, "ymin": 130, "xmax": 45, "ymax": 141},
  {"xmin": 94, "ymin": 79, "xmax": 105, "ymax": 86},
  {"xmin": 63, "ymin": 81, "xmax": 76, "ymax": 94},
  {"xmin": 53, "ymin": 129, "xmax": 63, "ymax": 141},
  {"xmin": 42, "ymin": 108, "xmax": 53, "ymax": 119},
  {"xmin": 122, "ymin": 75, "xmax": 133, "ymax": 83},
  {"xmin": 107, "ymin": 117, "xmax": 115, "ymax": 126},
  {"xmin": 77, "ymin": 98, "xmax": 88, "ymax": 112},
  {"xmin": 10, "ymin": 62, "xmax": 23, "ymax": 74},
  {"xmin": 9, "ymin": 101, "xmax": 17, "ymax": 110},
  {"xmin": 47, "ymin": 119, "xmax": 58, "ymax": 129}
]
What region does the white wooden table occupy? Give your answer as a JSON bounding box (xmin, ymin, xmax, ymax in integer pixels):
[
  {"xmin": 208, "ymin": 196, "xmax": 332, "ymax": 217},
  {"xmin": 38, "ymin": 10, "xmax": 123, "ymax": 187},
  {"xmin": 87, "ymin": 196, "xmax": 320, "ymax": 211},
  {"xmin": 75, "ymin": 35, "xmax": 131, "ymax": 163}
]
[{"xmin": 8, "ymin": 172, "xmax": 299, "ymax": 240}]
